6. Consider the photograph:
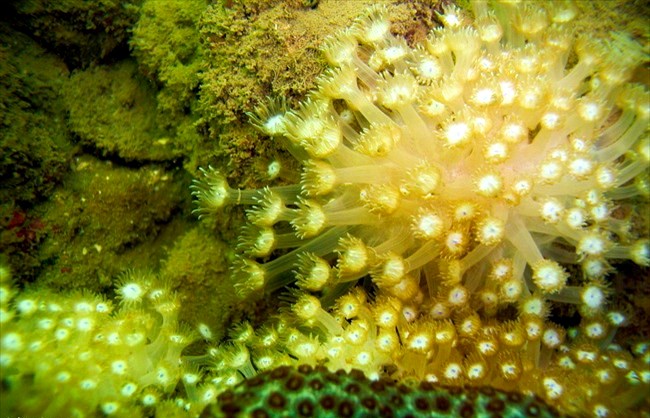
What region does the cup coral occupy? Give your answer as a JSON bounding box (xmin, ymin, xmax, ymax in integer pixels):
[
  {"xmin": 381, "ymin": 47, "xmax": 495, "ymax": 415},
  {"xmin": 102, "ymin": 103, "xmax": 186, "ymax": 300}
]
[
  {"xmin": 193, "ymin": 1, "xmax": 650, "ymax": 417},
  {"xmin": 195, "ymin": 2, "xmax": 650, "ymax": 304},
  {"xmin": 0, "ymin": 269, "xmax": 200, "ymax": 417}
]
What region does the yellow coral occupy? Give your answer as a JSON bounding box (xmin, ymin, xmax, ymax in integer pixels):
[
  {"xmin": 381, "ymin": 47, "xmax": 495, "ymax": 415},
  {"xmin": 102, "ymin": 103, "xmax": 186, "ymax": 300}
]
[
  {"xmin": 0, "ymin": 269, "xmax": 197, "ymax": 417},
  {"xmin": 193, "ymin": 1, "xmax": 650, "ymax": 416}
]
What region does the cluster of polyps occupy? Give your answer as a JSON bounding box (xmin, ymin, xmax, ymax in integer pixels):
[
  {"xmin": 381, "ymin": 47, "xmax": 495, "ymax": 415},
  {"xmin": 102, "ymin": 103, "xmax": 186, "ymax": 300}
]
[
  {"xmin": 0, "ymin": 269, "xmax": 217, "ymax": 417},
  {"xmin": 194, "ymin": 1, "xmax": 648, "ymax": 311},
  {"xmin": 192, "ymin": 2, "xmax": 650, "ymax": 415}
]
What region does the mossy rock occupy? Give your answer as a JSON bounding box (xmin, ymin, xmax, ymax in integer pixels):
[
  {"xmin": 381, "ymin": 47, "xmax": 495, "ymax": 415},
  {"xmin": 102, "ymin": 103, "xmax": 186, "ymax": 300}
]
[
  {"xmin": 161, "ymin": 226, "xmax": 233, "ymax": 342},
  {"xmin": 0, "ymin": 24, "xmax": 71, "ymax": 206},
  {"xmin": 10, "ymin": 0, "xmax": 141, "ymax": 68},
  {"xmin": 35, "ymin": 156, "xmax": 185, "ymax": 292},
  {"xmin": 130, "ymin": 0, "xmax": 207, "ymax": 118},
  {"xmin": 62, "ymin": 60, "xmax": 187, "ymax": 162}
]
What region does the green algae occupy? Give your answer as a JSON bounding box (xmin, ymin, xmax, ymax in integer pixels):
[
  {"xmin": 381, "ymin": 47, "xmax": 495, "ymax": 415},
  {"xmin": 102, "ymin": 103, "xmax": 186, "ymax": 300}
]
[
  {"xmin": 195, "ymin": 1, "xmax": 377, "ymax": 178},
  {"xmin": 0, "ymin": 24, "xmax": 72, "ymax": 281},
  {"xmin": 130, "ymin": 0, "xmax": 206, "ymax": 119},
  {"xmin": 35, "ymin": 156, "xmax": 185, "ymax": 292},
  {"xmin": 161, "ymin": 226, "xmax": 234, "ymax": 341},
  {"xmin": 0, "ymin": 24, "xmax": 71, "ymax": 206},
  {"xmin": 10, "ymin": 0, "xmax": 141, "ymax": 68},
  {"xmin": 62, "ymin": 60, "xmax": 187, "ymax": 162}
]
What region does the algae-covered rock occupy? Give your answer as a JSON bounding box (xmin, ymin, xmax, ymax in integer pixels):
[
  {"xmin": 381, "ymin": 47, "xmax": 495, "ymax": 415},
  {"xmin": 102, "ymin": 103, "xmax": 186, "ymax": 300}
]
[
  {"xmin": 161, "ymin": 227, "xmax": 233, "ymax": 342},
  {"xmin": 128, "ymin": 0, "xmax": 207, "ymax": 175},
  {"xmin": 0, "ymin": 24, "xmax": 71, "ymax": 206},
  {"xmin": 130, "ymin": 0, "xmax": 206, "ymax": 118},
  {"xmin": 195, "ymin": 0, "xmax": 377, "ymax": 184},
  {"xmin": 0, "ymin": 24, "xmax": 73, "ymax": 280},
  {"xmin": 10, "ymin": 0, "xmax": 141, "ymax": 68},
  {"xmin": 198, "ymin": 1, "xmax": 376, "ymax": 126},
  {"xmin": 35, "ymin": 156, "xmax": 185, "ymax": 292},
  {"xmin": 62, "ymin": 60, "xmax": 186, "ymax": 162}
]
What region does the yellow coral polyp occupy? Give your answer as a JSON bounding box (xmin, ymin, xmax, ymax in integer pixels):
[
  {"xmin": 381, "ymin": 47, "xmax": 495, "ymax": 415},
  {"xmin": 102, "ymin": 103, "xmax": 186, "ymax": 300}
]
[
  {"xmin": 0, "ymin": 270, "xmax": 196, "ymax": 417},
  {"xmin": 532, "ymin": 259, "xmax": 569, "ymax": 293},
  {"xmin": 185, "ymin": 1, "xmax": 649, "ymax": 416}
]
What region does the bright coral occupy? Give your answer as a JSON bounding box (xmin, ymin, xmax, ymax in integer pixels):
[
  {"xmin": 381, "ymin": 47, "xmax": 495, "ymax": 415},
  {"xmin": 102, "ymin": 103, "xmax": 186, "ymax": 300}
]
[
  {"xmin": 192, "ymin": 1, "xmax": 650, "ymax": 417},
  {"xmin": 194, "ymin": 2, "xmax": 650, "ymax": 302},
  {"xmin": 0, "ymin": 268, "xmax": 202, "ymax": 417}
]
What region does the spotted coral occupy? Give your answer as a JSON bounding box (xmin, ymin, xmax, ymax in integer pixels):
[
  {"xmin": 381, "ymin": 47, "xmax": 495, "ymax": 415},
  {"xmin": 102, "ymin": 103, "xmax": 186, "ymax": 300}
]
[{"xmin": 211, "ymin": 364, "xmax": 563, "ymax": 418}]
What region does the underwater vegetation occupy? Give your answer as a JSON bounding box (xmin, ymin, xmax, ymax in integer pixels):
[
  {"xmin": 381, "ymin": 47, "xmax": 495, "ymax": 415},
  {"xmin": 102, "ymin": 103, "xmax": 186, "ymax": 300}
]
[{"xmin": 1, "ymin": 0, "xmax": 649, "ymax": 418}]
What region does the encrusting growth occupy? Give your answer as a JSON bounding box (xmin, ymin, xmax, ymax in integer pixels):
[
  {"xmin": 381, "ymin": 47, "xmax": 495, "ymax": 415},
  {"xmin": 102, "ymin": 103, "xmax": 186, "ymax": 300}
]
[{"xmin": 192, "ymin": 1, "xmax": 650, "ymax": 417}]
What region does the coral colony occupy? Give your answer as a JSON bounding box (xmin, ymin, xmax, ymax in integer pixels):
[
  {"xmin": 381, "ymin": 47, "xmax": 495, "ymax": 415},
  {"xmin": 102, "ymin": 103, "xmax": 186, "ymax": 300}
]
[{"xmin": 2, "ymin": 1, "xmax": 649, "ymax": 417}]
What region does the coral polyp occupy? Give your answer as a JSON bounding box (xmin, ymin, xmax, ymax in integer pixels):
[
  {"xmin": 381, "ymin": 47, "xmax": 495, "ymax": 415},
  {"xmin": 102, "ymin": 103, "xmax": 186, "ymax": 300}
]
[
  {"xmin": 194, "ymin": 3, "xmax": 649, "ymax": 305},
  {"xmin": 192, "ymin": 1, "xmax": 650, "ymax": 416}
]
